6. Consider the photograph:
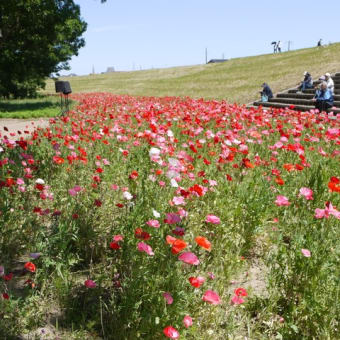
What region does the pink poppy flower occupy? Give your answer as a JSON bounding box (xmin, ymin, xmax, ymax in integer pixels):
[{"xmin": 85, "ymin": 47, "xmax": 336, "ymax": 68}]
[
  {"xmin": 178, "ymin": 252, "xmax": 200, "ymax": 265},
  {"xmin": 68, "ymin": 188, "xmax": 77, "ymax": 196},
  {"xmin": 16, "ymin": 178, "xmax": 25, "ymax": 185},
  {"xmin": 315, "ymin": 208, "xmax": 327, "ymax": 219},
  {"xmin": 299, "ymin": 187, "xmax": 313, "ymax": 200},
  {"xmin": 274, "ymin": 195, "xmax": 290, "ymax": 206},
  {"xmin": 163, "ymin": 326, "xmax": 180, "ymax": 339},
  {"xmin": 137, "ymin": 242, "xmax": 154, "ymax": 256},
  {"xmin": 113, "ymin": 235, "xmax": 124, "ymax": 242},
  {"xmin": 172, "ymin": 196, "xmax": 185, "ymax": 205},
  {"xmin": 301, "ymin": 249, "xmax": 311, "ymax": 257},
  {"xmin": 208, "ymin": 272, "xmax": 215, "ymax": 279},
  {"xmin": 73, "ymin": 185, "xmax": 82, "ymax": 192},
  {"xmin": 84, "ymin": 279, "xmax": 96, "ymax": 288},
  {"xmin": 146, "ymin": 219, "xmax": 160, "ymax": 228},
  {"xmin": 163, "ymin": 292, "xmax": 173, "ymax": 304},
  {"xmin": 205, "ymin": 214, "xmax": 221, "ymax": 224},
  {"xmin": 183, "ymin": 315, "xmax": 193, "ymax": 328},
  {"xmin": 165, "ymin": 213, "xmax": 181, "ymax": 224},
  {"xmin": 231, "ymin": 295, "xmax": 245, "ymax": 305},
  {"xmin": 202, "ymin": 290, "xmax": 221, "ymax": 305}
]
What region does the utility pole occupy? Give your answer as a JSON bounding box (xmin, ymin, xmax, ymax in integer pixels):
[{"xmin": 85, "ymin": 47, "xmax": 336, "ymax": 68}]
[
  {"xmin": 205, "ymin": 48, "xmax": 208, "ymax": 64},
  {"xmin": 222, "ymin": 53, "xmax": 225, "ymax": 60},
  {"xmin": 287, "ymin": 40, "xmax": 292, "ymax": 51}
]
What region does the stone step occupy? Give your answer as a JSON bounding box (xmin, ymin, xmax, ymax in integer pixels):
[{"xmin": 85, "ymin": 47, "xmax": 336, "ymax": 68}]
[
  {"xmin": 288, "ymin": 88, "xmax": 340, "ymax": 94},
  {"xmin": 253, "ymin": 101, "xmax": 340, "ymax": 114},
  {"xmin": 269, "ymin": 97, "xmax": 340, "ymax": 107},
  {"xmin": 277, "ymin": 93, "xmax": 340, "ymax": 100}
]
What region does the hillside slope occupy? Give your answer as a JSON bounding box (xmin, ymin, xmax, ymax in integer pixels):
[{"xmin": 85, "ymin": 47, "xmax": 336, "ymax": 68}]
[{"xmin": 45, "ymin": 43, "xmax": 340, "ymax": 104}]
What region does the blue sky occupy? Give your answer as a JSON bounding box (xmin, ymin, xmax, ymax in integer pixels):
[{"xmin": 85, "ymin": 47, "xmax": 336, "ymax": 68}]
[{"xmin": 65, "ymin": 0, "xmax": 340, "ymax": 75}]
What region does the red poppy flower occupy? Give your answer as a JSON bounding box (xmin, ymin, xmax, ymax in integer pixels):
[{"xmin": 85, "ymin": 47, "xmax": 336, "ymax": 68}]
[
  {"xmin": 242, "ymin": 158, "xmax": 254, "ymax": 168},
  {"xmin": 24, "ymin": 262, "xmax": 36, "ymax": 273},
  {"xmin": 129, "ymin": 170, "xmax": 139, "ymax": 179},
  {"xmin": 109, "ymin": 242, "xmax": 121, "ymax": 250},
  {"xmin": 226, "ymin": 174, "xmax": 232, "ymax": 181},
  {"xmin": 234, "ymin": 287, "xmax": 248, "ymax": 297},
  {"xmin": 135, "ymin": 228, "xmax": 150, "ymax": 240},
  {"xmin": 163, "ymin": 326, "xmax": 179, "ymax": 339},
  {"xmin": 53, "ymin": 156, "xmax": 65, "ymax": 165},
  {"xmin": 94, "ymin": 199, "xmax": 102, "ymax": 207},
  {"xmin": 189, "ymin": 276, "xmax": 205, "ymax": 288},
  {"xmin": 4, "ymin": 273, "xmax": 13, "ymax": 281}
]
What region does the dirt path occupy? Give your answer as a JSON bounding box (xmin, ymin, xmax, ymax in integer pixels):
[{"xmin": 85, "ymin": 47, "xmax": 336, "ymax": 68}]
[{"xmin": 0, "ymin": 118, "xmax": 50, "ymax": 140}]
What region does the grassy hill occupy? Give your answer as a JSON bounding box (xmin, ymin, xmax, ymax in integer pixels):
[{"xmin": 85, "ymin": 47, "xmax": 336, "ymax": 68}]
[{"xmin": 45, "ymin": 43, "xmax": 340, "ymax": 104}]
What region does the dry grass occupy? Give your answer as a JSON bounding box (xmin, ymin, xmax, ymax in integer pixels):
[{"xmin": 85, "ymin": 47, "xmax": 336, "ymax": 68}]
[{"xmin": 44, "ymin": 43, "xmax": 340, "ymax": 104}]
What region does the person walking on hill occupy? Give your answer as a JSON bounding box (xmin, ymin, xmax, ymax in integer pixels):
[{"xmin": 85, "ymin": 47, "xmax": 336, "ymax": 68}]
[
  {"xmin": 325, "ymin": 73, "xmax": 334, "ymax": 93},
  {"xmin": 271, "ymin": 41, "xmax": 277, "ymax": 53},
  {"xmin": 312, "ymin": 81, "xmax": 334, "ymax": 112},
  {"xmin": 317, "ymin": 39, "xmax": 322, "ymax": 47},
  {"xmin": 277, "ymin": 41, "xmax": 282, "ymax": 53},
  {"xmin": 298, "ymin": 71, "xmax": 313, "ymax": 92},
  {"xmin": 260, "ymin": 83, "xmax": 273, "ymax": 102}
]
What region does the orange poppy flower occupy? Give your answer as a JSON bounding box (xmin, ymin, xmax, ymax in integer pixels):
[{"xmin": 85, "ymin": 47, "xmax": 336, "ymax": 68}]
[
  {"xmin": 171, "ymin": 239, "xmax": 188, "ymax": 254},
  {"xmin": 275, "ymin": 177, "xmax": 285, "ymax": 186},
  {"xmin": 283, "ymin": 163, "xmax": 294, "ymax": 172},
  {"xmin": 195, "ymin": 236, "xmax": 211, "ymax": 251}
]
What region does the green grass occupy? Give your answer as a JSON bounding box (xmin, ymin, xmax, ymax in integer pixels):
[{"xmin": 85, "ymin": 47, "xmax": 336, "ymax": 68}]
[
  {"xmin": 45, "ymin": 43, "xmax": 340, "ymax": 104},
  {"xmin": 2, "ymin": 44, "xmax": 340, "ymax": 120},
  {"xmin": 0, "ymin": 96, "xmax": 72, "ymax": 119}
]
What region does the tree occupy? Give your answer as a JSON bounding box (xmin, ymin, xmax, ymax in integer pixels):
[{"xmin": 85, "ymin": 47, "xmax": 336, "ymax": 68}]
[{"xmin": 0, "ymin": 1, "xmax": 87, "ymax": 98}]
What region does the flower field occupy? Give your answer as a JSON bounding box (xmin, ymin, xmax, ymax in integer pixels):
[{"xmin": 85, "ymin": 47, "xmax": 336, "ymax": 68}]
[{"xmin": 0, "ymin": 93, "xmax": 339, "ymax": 339}]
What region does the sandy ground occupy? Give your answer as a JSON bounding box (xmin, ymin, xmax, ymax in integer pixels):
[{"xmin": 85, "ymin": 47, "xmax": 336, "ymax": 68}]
[{"xmin": 0, "ymin": 118, "xmax": 50, "ymax": 140}]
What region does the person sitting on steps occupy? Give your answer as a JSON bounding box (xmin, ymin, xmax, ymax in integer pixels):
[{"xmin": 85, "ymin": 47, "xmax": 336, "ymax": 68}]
[
  {"xmin": 260, "ymin": 83, "xmax": 273, "ymax": 102},
  {"xmin": 298, "ymin": 71, "xmax": 313, "ymax": 92},
  {"xmin": 312, "ymin": 81, "xmax": 334, "ymax": 113},
  {"xmin": 324, "ymin": 72, "xmax": 334, "ymax": 94}
]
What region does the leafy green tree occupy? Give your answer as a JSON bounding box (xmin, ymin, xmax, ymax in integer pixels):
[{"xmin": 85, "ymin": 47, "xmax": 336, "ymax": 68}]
[{"xmin": 0, "ymin": 1, "xmax": 87, "ymax": 98}]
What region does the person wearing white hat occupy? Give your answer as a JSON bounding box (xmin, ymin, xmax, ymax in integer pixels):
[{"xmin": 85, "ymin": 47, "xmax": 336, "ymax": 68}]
[
  {"xmin": 325, "ymin": 73, "xmax": 334, "ymax": 94},
  {"xmin": 298, "ymin": 71, "xmax": 313, "ymax": 92}
]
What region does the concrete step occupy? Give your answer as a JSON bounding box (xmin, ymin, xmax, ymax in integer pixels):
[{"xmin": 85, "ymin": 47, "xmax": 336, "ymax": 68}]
[
  {"xmin": 253, "ymin": 101, "xmax": 340, "ymax": 114},
  {"xmin": 288, "ymin": 88, "xmax": 340, "ymax": 94},
  {"xmin": 288, "ymin": 89, "xmax": 315, "ymax": 94},
  {"xmin": 277, "ymin": 93, "xmax": 340, "ymax": 100},
  {"xmin": 269, "ymin": 97, "xmax": 340, "ymax": 107}
]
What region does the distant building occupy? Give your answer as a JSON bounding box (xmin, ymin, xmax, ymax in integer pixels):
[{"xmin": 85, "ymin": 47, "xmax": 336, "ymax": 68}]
[
  {"xmin": 106, "ymin": 67, "xmax": 115, "ymax": 73},
  {"xmin": 207, "ymin": 59, "xmax": 228, "ymax": 64}
]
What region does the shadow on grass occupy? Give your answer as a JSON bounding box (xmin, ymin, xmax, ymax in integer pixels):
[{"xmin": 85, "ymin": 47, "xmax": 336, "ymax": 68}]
[
  {"xmin": 0, "ymin": 97, "xmax": 75, "ymax": 119},
  {"xmin": 0, "ymin": 100, "xmax": 59, "ymax": 113}
]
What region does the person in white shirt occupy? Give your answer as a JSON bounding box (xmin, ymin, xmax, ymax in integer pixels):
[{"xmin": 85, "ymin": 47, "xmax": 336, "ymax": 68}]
[{"xmin": 325, "ymin": 73, "xmax": 334, "ymax": 93}]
